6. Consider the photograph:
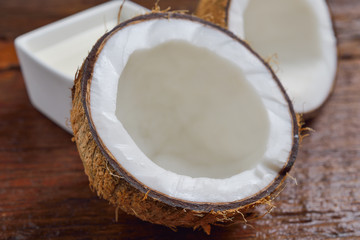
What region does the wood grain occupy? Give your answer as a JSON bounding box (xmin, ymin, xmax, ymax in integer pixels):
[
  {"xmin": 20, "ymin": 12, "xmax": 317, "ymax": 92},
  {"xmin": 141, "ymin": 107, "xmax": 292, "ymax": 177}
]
[{"xmin": 0, "ymin": 0, "xmax": 359, "ymax": 239}]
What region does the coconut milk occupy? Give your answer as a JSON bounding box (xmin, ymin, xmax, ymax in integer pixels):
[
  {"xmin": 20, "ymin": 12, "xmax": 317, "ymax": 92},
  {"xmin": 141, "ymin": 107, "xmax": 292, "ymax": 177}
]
[{"xmin": 34, "ymin": 19, "xmax": 118, "ymax": 78}]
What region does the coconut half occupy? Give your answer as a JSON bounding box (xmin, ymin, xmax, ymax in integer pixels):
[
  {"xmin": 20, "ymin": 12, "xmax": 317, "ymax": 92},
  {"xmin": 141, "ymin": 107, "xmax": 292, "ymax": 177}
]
[
  {"xmin": 71, "ymin": 13, "xmax": 299, "ymax": 233},
  {"xmin": 197, "ymin": 0, "xmax": 338, "ymax": 117}
]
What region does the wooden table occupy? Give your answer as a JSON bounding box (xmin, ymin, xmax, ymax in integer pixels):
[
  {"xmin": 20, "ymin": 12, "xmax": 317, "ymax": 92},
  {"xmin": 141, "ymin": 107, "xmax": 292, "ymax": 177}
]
[{"xmin": 1, "ymin": 0, "xmax": 359, "ymax": 239}]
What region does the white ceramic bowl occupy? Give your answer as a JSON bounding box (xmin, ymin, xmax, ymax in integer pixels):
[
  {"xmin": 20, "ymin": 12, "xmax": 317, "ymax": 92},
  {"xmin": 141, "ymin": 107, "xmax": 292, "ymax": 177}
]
[{"xmin": 15, "ymin": 1, "xmax": 148, "ymax": 133}]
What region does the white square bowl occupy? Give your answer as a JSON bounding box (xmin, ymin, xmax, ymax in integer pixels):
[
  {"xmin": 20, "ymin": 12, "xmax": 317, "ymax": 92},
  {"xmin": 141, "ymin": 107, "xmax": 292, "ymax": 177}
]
[{"xmin": 15, "ymin": 1, "xmax": 148, "ymax": 133}]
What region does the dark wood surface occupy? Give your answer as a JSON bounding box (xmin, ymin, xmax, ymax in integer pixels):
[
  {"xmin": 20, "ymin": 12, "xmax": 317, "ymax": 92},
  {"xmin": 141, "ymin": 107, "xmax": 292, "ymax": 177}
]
[{"xmin": 1, "ymin": 0, "xmax": 359, "ymax": 239}]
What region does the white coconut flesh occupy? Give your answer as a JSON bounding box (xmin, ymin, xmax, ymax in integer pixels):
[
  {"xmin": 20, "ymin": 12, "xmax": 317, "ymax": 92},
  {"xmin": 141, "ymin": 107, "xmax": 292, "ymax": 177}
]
[
  {"xmin": 227, "ymin": 0, "xmax": 337, "ymax": 114},
  {"xmin": 89, "ymin": 18, "xmax": 295, "ymax": 203}
]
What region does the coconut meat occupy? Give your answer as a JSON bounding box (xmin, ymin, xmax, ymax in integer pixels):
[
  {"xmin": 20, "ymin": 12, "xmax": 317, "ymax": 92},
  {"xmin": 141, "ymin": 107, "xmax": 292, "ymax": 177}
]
[
  {"xmin": 89, "ymin": 18, "xmax": 294, "ymax": 202},
  {"xmin": 115, "ymin": 40, "xmax": 270, "ymax": 179},
  {"xmin": 228, "ymin": 0, "xmax": 337, "ymax": 114}
]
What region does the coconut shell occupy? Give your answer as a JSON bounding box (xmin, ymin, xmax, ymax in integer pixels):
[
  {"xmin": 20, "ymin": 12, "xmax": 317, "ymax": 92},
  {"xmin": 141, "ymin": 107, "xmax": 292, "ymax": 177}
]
[
  {"xmin": 70, "ymin": 12, "xmax": 299, "ymax": 234},
  {"xmin": 195, "ymin": 0, "xmax": 339, "ymax": 119},
  {"xmin": 196, "ymin": 0, "xmax": 229, "ymax": 28}
]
